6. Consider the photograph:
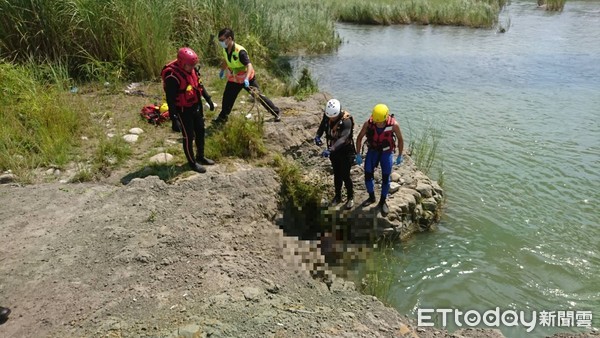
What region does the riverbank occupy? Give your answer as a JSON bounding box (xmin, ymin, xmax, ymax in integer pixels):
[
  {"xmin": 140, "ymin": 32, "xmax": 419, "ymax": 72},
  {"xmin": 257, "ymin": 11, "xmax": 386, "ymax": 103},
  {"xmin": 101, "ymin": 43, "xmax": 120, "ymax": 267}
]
[{"xmin": 0, "ymin": 92, "xmax": 594, "ymax": 338}]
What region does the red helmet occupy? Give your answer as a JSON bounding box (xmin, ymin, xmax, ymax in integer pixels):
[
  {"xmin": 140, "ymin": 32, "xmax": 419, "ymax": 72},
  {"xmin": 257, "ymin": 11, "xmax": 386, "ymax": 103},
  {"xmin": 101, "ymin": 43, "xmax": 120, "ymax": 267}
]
[{"xmin": 177, "ymin": 47, "xmax": 198, "ymax": 67}]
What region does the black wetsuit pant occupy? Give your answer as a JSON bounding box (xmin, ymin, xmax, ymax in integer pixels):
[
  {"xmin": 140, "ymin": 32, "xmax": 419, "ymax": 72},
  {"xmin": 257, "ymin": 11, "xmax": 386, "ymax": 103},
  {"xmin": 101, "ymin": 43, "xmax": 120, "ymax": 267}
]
[
  {"xmin": 175, "ymin": 103, "xmax": 205, "ymax": 165},
  {"xmin": 216, "ymin": 78, "xmax": 280, "ymax": 120},
  {"xmin": 330, "ymin": 145, "xmax": 355, "ymax": 200}
]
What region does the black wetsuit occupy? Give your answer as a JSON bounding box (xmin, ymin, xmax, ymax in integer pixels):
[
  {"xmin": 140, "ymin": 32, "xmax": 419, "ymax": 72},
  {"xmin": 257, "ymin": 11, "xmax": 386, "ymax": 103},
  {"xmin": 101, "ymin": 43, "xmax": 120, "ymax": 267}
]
[
  {"xmin": 316, "ymin": 113, "xmax": 355, "ymax": 200},
  {"xmin": 163, "ymin": 68, "xmax": 213, "ymax": 165}
]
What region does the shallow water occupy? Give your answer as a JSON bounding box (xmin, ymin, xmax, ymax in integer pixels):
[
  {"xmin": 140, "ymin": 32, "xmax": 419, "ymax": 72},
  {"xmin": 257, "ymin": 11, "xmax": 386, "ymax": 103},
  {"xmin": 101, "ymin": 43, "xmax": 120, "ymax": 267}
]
[{"xmin": 295, "ymin": 1, "xmax": 600, "ymax": 336}]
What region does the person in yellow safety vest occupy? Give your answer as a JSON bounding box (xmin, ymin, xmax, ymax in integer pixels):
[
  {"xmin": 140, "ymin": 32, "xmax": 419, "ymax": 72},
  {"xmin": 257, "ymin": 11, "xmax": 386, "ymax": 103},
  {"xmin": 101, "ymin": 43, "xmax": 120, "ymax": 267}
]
[
  {"xmin": 213, "ymin": 27, "xmax": 281, "ymax": 124},
  {"xmin": 355, "ymin": 104, "xmax": 404, "ymax": 216}
]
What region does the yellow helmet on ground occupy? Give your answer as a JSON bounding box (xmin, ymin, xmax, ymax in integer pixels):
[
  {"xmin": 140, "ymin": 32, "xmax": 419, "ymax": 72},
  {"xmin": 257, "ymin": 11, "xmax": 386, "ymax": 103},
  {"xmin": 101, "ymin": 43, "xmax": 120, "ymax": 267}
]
[
  {"xmin": 159, "ymin": 102, "xmax": 169, "ymax": 114},
  {"xmin": 371, "ymin": 104, "xmax": 389, "ymax": 123}
]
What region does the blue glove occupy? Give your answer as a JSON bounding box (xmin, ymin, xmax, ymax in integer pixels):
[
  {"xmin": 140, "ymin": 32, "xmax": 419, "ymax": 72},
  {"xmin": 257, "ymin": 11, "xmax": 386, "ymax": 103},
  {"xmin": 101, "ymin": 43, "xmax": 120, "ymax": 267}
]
[
  {"xmin": 219, "ymin": 69, "xmax": 225, "ymax": 79},
  {"xmin": 321, "ymin": 149, "xmax": 330, "ymax": 158},
  {"xmin": 314, "ymin": 136, "xmax": 323, "ymax": 146},
  {"xmin": 244, "ymin": 79, "xmax": 250, "ymax": 88},
  {"xmin": 395, "ymin": 155, "xmax": 403, "ymax": 166},
  {"xmin": 355, "ymin": 153, "xmax": 363, "ymax": 165}
]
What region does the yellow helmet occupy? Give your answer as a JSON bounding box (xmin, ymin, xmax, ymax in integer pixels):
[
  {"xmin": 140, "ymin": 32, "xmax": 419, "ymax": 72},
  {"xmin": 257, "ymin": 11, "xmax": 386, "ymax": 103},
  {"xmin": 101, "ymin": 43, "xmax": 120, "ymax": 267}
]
[
  {"xmin": 371, "ymin": 104, "xmax": 389, "ymax": 123},
  {"xmin": 159, "ymin": 102, "xmax": 169, "ymax": 114}
]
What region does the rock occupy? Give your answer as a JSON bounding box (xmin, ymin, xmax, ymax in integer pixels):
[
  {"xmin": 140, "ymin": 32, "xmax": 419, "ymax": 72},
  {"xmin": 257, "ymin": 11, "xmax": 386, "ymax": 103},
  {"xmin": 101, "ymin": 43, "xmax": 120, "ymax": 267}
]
[
  {"xmin": 45, "ymin": 168, "xmax": 55, "ymax": 175},
  {"xmin": 171, "ymin": 324, "xmax": 204, "ymax": 338},
  {"xmin": 123, "ymin": 134, "xmax": 139, "ymax": 143},
  {"xmin": 415, "ymin": 183, "xmax": 433, "ymax": 198},
  {"xmin": 431, "ymin": 181, "xmax": 443, "ymax": 195},
  {"xmin": 149, "ymin": 153, "xmax": 174, "ymax": 164},
  {"xmin": 0, "ymin": 173, "xmax": 17, "ymax": 184},
  {"xmin": 128, "ymin": 127, "xmax": 144, "ymax": 135},
  {"xmin": 390, "ymin": 172, "xmax": 401, "ymax": 182},
  {"xmin": 389, "ymin": 182, "xmax": 401, "ymax": 194},
  {"xmin": 422, "ymin": 197, "xmax": 438, "ymax": 212},
  {"xmin": 242, "ymin": 286, "xmax": 262, "ymax": 302}
]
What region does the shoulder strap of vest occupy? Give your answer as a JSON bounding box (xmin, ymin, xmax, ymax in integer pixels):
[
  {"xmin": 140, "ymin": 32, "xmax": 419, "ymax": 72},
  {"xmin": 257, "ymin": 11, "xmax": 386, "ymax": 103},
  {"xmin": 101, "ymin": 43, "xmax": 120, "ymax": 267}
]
[{"xmin": 163, "ymin": 62, "xmax": 191, "ymax": 92}]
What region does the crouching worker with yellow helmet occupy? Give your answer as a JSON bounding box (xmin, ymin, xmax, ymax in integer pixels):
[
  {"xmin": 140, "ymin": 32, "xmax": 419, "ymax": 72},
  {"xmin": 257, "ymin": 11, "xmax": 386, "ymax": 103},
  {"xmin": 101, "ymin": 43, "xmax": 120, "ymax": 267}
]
[
  {"xmin": 355, "ymin": 104, "xmax": 404, "ymax": 216},
  {"xmin": 314, "ymin": 99, "xmax": 356, "ymax": 209}
]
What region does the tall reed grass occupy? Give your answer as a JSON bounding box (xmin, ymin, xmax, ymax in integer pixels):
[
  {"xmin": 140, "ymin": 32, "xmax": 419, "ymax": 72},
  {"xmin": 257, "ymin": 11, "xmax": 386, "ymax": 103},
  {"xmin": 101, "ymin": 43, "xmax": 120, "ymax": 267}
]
[
  {"xmin": 0, "ymin": 0, "xmax": 339, "ymax": 82},
  {"xmin": 330, "ymin": 0, "xmax": 508, "ymax": 28},
  {"xmin": 407, "ymin": 125, "xmax": 442, "ymax": 176},
  {"xmin": 1, "ymin": 0, "xmax": 509, "ymax": 83}
]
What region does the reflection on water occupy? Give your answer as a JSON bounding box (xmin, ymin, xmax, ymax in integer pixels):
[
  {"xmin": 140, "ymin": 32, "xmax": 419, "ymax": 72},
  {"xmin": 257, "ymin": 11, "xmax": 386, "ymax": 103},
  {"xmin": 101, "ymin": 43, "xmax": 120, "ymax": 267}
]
[{"xmin": 295, "ymin": 1, "xmax": 600, "ymax": 336}]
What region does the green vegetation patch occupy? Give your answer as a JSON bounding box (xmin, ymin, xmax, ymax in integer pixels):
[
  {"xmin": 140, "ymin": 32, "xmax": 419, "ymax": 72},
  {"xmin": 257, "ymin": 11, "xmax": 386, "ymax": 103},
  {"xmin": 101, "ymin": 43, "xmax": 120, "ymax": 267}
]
[
  {"xmin": 0, "ymin": 62, "xmax": 83, "ymax": 177},
  {"xmin": 205, "ymin": 114, "xmax": 267, "ymax": 160}
]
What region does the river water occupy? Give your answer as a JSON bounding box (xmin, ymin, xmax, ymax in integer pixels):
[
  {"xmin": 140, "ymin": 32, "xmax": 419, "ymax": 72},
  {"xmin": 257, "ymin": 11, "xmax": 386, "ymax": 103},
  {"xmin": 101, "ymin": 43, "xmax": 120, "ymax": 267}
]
[{"xmin": 295, "ymin": 1, "xmax": 600, "ymax": 336}]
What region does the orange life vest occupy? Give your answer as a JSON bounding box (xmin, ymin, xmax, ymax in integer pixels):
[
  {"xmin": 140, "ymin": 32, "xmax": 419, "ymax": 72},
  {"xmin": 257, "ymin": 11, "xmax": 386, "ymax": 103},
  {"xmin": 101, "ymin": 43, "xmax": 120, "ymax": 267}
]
[{"xmin": 161, "ymin": 61, "xmax": 202, "ymax": 108}]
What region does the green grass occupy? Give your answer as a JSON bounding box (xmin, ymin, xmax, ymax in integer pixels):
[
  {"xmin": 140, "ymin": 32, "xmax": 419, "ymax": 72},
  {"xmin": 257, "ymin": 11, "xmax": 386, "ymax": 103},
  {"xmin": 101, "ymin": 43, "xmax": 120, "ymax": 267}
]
[
  {"xmin": 357, "ymin": 239, "xmax": 399, "ymax": 305},
  {"xmin": 406, "ymin": 124, "xmax": 442, "ymax": 176},
  {"xmin": 539, "ymin": 0, "xmax": 567, "ymax": 11},
  {"xmin": 331, "ymin": 0, "xmax": 508, "ymax": 28},
  {"xmin": 205, "ymin": 114, "xmax": 267, "ymax": 160},
  {"xmin": 0, "ymin": 0, "xmax": 340, "ymax": 82},
  {"xmin": 285, "ymin": 67, "xmax": 319, "ymax": 100},
  {"xmin": 273, "ymin": 155, "xmax": 325, "ymax": 211},
  {"xmin": 0, "ymin": 62, "xmax": 83, "ymax": 179}
]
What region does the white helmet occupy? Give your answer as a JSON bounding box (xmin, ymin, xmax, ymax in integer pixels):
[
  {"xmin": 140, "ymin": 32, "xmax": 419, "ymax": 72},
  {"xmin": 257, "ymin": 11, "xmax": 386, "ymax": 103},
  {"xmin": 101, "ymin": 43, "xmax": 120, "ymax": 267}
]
[{"xmin": 325, "ymin": 99, "xmax": 341, "ymax": 118}]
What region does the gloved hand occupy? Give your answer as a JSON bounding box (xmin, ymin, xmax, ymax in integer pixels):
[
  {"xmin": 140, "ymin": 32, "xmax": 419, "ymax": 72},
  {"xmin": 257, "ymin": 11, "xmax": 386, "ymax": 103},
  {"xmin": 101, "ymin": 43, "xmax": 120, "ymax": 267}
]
[
  {"xmin": 355, "ymin": 153, "xmax": 363, "ymax": 165},
  {"xmin": 314, "ymin": 136, "xmax": 323, "ymax": 146},
  {"xmin": 395, "ymin": 155, "xmax": 403, "ymax": 166},
  {"xmin": 207, "ymin": 99, "xmax": 215, "ymax": 111},
  {"xmin": 321, "ymin": 149, "xmax": 330, "ymax": 158},
  {"xmin": 244, "ymin": 79, "xmax": 250, "ymax": 88},
  {"xmin": 219, "ymin": 69, "xmax": 225, "ymax": 79}
]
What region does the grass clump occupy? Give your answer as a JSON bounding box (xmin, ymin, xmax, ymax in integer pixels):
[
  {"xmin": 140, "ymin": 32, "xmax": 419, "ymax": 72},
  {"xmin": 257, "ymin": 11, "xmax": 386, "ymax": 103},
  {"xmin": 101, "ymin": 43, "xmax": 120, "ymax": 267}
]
[
  {"xmin": 331, "ymin": 0, "xmax": 508, "ymax": 28},
  {"xmin": 285, "ymin": 67, "xmax": 319, "ymax": 100},
  {"xmin": 407, "ymin": 125, "xmax": 442, "ymax": 175},
  {"xmin": 538, "ymin": 0, "xmax": 567, "ymax": 11},
  {"xmin": 273, "ymin": 155, "xmax": 324, "ymax": 212},
  {"xmin": 357, "ymin": 239, "xmax": 399, "ymax": 305},
  {"xmin": 205, "ymin": 114, "xmax": 267, "ymax": 161},
  {"xmin": 0, "ymin": 62, "xmax": 83, "ymax": 178},
  {"xmin": 70, "ymin": 136, "xmax": 132, "ymax": 182}
]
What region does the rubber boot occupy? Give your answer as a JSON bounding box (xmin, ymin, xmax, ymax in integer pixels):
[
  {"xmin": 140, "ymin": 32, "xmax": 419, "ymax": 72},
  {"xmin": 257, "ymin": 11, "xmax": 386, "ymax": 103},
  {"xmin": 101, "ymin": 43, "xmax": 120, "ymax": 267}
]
[
  {"xmin": 190, "ymin": 162, "xmax": 206, "ymax": 174},
  {"xmin": 0, "ymin": 307, "xmax": 10, "ymax": 322},
  {"xmin": 363, "ymin": 192, "xmax": 376, "ymax": 206},
  {"xmin": 378, "ymin": 197, "xmax": 389, "ymax": 216}
]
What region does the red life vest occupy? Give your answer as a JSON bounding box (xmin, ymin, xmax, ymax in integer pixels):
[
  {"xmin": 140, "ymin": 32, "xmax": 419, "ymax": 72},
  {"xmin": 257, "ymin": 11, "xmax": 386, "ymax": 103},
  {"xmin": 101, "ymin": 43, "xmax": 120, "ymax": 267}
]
[
  {"xmin": 367, "ymin": 115, "xmax": 396, "ymax": 152},
  {"xmin": 161, "ymin": 61, "xmax": 202, "ymax": 108}
]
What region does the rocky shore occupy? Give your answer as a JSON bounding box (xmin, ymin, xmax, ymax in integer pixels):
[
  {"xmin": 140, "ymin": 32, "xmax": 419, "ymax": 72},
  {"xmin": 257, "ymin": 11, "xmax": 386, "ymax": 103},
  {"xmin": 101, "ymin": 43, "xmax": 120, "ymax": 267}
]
[{"xmin": 0, "ymin": 93, "xmax": 593, "ymax": 338}]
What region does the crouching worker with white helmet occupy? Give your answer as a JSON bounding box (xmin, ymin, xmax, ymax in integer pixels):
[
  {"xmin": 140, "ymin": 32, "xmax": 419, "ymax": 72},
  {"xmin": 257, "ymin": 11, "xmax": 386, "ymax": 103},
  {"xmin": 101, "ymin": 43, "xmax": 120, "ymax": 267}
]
[
  {"xmin": 314, "ymin": 99, "xmax": 356, "ymax": 210},
  {"xmin": 355, "ymin": 104, "xmax": 404, "ymax": 216}
]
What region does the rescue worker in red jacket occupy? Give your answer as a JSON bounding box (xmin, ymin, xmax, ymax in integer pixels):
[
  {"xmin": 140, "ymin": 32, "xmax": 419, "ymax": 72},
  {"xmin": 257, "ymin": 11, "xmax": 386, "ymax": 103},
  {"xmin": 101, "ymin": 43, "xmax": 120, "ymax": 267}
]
[
  {"xmin": 315, "ymin": 99, "xmax": 356, "ymax": 209},
  {"xmin": 355, "ymin": 104, "xmax": 404, "ymax": 216},
  {"xmin": 162, "ymin": 47, "xmax": 215, "ymax": 173},
  {"xmin": 213, "ymin": 27, "xmax": 281, "ymax": 124}
]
